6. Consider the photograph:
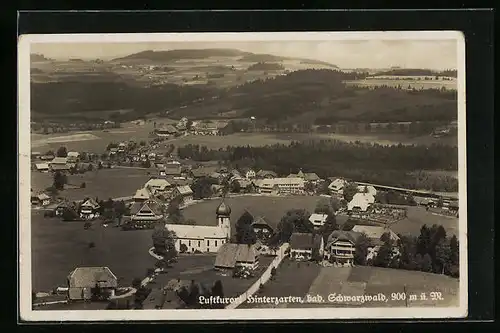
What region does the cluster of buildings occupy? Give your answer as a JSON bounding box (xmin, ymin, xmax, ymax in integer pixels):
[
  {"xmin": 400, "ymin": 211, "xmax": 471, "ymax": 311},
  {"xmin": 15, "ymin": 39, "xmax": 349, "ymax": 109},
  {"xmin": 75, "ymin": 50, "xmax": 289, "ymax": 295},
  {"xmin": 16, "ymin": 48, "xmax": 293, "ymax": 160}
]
[
  {"xmin": 31, "ymin": 152, "xmax": 82, "ymax": 173},
  {"xmin": 153, "ymin": 119, "xmax": 229, "ymax": 138}
]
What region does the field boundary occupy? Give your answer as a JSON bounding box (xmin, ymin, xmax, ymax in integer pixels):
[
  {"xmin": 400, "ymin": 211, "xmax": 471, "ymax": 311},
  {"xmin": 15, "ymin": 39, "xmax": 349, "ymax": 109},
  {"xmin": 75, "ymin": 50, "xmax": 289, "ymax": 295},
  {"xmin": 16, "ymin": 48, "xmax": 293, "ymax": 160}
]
[{"xmin": 225, "ymin": 243, "xmax": 289, "ymax": 309}]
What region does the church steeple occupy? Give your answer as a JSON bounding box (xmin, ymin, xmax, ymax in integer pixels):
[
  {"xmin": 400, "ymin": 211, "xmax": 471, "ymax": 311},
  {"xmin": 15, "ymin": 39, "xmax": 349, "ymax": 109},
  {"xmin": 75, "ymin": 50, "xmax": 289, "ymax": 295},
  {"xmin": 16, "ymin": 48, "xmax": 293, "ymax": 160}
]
[{"xmin": 216, "ymin": 200, "xmax": 231, "ymax": 240}]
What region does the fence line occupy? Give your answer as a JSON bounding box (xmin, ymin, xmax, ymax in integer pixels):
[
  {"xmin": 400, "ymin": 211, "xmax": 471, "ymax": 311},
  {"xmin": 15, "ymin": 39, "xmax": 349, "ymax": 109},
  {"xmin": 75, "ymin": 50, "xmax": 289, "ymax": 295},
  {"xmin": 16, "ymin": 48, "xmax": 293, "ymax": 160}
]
[{"xmin": 225, "ymin": 243, "xmax": 289, "ymax": 309}]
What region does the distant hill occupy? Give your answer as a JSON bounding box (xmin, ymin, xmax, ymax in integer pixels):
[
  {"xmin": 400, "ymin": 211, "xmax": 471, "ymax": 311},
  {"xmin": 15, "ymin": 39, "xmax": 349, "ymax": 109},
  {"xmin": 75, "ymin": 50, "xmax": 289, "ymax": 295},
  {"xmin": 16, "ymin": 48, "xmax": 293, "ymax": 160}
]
[
  {"xmin": 113, "ymin": 48, "xmax": 338, "ymax": 68},
  {"xmin": 113, "ymin": 49, "xmax": 252, "ymax": 62}
]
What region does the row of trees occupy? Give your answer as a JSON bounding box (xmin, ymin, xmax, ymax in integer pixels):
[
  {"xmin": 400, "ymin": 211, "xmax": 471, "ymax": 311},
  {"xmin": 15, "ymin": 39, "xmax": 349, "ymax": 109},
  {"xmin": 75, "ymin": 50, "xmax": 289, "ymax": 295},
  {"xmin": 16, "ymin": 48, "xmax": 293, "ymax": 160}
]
[
  {"xmin": 176, "ymin": 140, "xmax": 458, "ymax": 192},
  {"xmin": 352, "ymin": 223, "xmax": 459, "ymax": 278}
]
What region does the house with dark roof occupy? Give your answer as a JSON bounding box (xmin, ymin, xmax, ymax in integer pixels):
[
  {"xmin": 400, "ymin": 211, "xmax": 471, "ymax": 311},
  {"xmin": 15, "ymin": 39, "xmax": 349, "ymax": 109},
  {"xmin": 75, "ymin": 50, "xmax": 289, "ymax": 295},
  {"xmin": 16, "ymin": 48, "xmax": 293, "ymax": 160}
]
[
  {"xmin": 324, "ymin": 230, "xmax": 360, "ymax": 266},
  {"xmin": 256, "ymin": 170, "xmax": 277, "ymax": 179},
  {"xmin": 130, "ymin": 198, "xmax": 165, "ymax": 227},
  {"xmin": 79, "ymin": 198, "xmax": 101, "ymax": 220},
  {"xmin": 171, "ymin": 185, "xmax": 194, "ymax": 206},
  {"xmin": 159, "ymin": 163, "xmax": 182, "ymax": 177},
  {"xmin": 251, "ymin": 216, "xmax": 274, "ymax": 241},
  {"xmin": 214, "ymin": 243, "xmax": 259, "ymax": 270},
  {"xmin": 289, "ymin": 232, "xmax": 324, "ymax": 261},
  {"xmin": 67, "ymin": 266, "xmax": 118, "ymax": 301},
  {"xmin": 156, "ymin": 124, "xmax": 178, "ymax": 137},
  {"xmin": 31, "ymin": 192, "xmax": 51, "ymax": 206},
  {"xmin": 55, "ymin": 200, "xmax": 77, "ymax": 217}
]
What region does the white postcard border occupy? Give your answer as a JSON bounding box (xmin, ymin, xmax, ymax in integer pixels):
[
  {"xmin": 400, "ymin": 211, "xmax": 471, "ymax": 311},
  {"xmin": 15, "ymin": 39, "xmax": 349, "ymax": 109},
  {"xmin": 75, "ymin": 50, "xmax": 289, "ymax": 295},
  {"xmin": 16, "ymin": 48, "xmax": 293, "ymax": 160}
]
[{"xmin": 18, "ymin": 31, "xmax": 468, "ymax": 321}]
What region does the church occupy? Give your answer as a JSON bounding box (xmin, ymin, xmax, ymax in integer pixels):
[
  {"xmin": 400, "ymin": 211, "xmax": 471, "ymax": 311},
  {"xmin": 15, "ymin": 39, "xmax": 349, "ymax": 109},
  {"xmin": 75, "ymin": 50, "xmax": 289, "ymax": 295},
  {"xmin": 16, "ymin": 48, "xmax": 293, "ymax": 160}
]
[{"xmin": 165, "ymin": 201, "xmax": 231, "ymax": 254}]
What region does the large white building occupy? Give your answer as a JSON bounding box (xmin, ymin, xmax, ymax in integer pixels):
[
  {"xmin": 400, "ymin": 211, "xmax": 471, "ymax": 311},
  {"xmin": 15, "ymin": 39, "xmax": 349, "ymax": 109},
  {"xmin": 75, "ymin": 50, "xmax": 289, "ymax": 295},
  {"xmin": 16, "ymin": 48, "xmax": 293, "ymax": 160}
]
[
  {"xmin": 255, "ymin": 177, "xmax": 305, "ymax": 195},
  {"xmin": 165, "ymin": 201, "xmax": 231, "ymax": 254},
  {"xmin": 347, "ymin": 193, "xmax": 375, "ymax": 212}
]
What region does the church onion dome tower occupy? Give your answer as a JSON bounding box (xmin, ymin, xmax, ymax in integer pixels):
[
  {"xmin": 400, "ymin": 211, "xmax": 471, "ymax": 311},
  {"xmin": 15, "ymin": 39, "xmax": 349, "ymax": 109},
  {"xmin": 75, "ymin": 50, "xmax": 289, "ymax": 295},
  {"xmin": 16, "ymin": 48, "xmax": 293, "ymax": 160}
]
[{"xmin": 216, "ymin": 200, "xmax": 231, "ymax": 216}]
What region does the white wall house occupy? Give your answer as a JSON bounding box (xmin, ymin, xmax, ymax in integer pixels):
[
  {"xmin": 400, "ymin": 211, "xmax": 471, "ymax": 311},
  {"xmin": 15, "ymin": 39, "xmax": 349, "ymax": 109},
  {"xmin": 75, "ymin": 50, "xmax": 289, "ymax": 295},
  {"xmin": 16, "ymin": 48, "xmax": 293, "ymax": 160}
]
[
  {"xmin": 308, "ymin": 213, "xmax": 328, "ymax": 228},
  {"xmin": 347, "ymin": 193, "xmax": 375, "ymax": 212},
  {"xmin": 328, "ymin": 178, "xmax": 347, "ymax": 196}
]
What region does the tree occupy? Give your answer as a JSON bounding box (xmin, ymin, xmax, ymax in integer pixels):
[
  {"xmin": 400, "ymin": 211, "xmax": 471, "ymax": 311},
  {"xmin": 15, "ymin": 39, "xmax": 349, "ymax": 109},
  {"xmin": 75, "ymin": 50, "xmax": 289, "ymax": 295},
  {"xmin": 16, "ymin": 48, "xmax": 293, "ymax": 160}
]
[
  {"xmin": 304, "ymin": 182, "xmax": 315, "ymax": 193},
  {"xmin": 211, "ymin": 280, "xmax": 224, "ymax": 300},
  {"xmin": 398, "ymin": 235, "xmax": 418, "ymax": 270},
  {"xmin": 343, "ymin": 182, "xmax": 358, "ymax": 202},
  {"xmin": 152, "ymin": 224, "xmax": 177, "ymax": 255},
  {"xmin": 167, "ymin": 196, "xmax": 184, "ymax": 224},
  {"xmin": 179, "ymin": 243, "xmax": 188, "ymax": 253},
  {"xmin": 435, "ymin": 238, "xmax": 451, "ymax": 274},
  {"xmin": 234, "ymin": 211, "xmax": 257, "ymax": 244},
  {"xmin": 354, "ymin": 233, "xmax": 370, "ymax": 265},
  {"xmin": 416, "ymin": 225, "xmax": 431, "ymax": 255},
  {"xmin": 230, "ymin": 180, "xmax": 241, "ymax": 193},
  {"xmin": 56, "ymin": 146, "xmax": 68, "ymax": 157},
  {"xmin": 192, "ymin": 177, "xmax": 214, "ymax": 200},
  {"xmin": 449, "ymin": 235, "xmax": 459, "ymax": 266},
  {"xmin": 53, "ymin": 171, "xmax": 67, "ymax": 190},
  {"xmin": 373, "ymin": 236, "xmax": 393, "ymax": 268},
  {"xmin": 132, "ymin": 278, "xmax": 142, "ymax": 289},
  {"xmin": 113, "ymin": 200, "xmax": 127, "ymax": 225},
  {"xmin": 282, "ymin": 209, "xmax": 313, "ymax": 234},
  {"xmin": 421, "ymin": 253, "xmax": 433, "ymax": 272}
]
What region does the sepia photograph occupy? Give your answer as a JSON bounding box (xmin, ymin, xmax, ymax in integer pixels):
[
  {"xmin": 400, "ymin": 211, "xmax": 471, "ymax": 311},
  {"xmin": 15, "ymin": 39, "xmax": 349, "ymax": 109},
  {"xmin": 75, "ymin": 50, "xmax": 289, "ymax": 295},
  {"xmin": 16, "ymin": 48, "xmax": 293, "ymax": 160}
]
[{"xmin": 18, "ymin": 31, "xmax": 467, "ymax": 321}]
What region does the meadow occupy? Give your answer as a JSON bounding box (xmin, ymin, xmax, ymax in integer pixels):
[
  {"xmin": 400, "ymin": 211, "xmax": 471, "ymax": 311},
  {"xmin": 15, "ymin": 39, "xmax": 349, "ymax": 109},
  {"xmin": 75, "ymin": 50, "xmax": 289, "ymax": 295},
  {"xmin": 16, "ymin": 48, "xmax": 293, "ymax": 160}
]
[
  {"xmin": 31, "ymin": 168, "xmax": 152, "ymax": 201},
  {"xmin": 30, "ymin": 211, "xmax": 157, "ymax": 293},
  {"xmin": 390, "ymin": 206, "xmax": 459, "ymax": 238}
]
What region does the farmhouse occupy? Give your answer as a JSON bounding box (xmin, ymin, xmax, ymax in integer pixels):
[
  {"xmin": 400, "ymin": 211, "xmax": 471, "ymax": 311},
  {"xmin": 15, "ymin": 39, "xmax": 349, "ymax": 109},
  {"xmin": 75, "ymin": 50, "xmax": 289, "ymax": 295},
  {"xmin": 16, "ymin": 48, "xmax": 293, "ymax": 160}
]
[
  {"xmin": 348, "ymin": 193, "xmax": 375, "ymax": 213},
  {"xmin": 328, "ymin": 178, "xmax": 347, "ymax": 196},
  {"xmin": 67, "ymin": 151, "xmax": 80, "ymax": 163},
  {"xmin": 192, "ymin": 121, "xmax": 223, "ymax": 135},
  {"xmin": 254, "ymin": 179, "xmax": 279, "ymax": 195},
  {"xmin": 31, "ymin": 192, "xmax": 51, "ymax": 206},
  {"xmin": 159, "ymin": 163, "xmax": 182, "ymax": 177},
  {"xmin": 144, "ymin": 178, "xmax": 172, "ymax": 194},
  {"xmin": 130, "ymin": 198, "xmax": 165, "ymax": 226},
  {"xmin": 308, "ymin": 213, "xmax": 328, "ymax": 228},
  {"xmin": 133, "ymin": 187, "xmax": 153, "ymax": 202},
  {"xmin": 171, "ymin": 185, "xmax": 194, "ymax": 206},
  {"xmin": 165, "ymin": 201, "xmax": 231, "ymax": 253},
  {"xmin": 214, "ymin": 243, "xmax": 259, "ymax": 270},
  {"xmin": 79, "ymin": 198, "xmax": 101, "ymax": 220},
  {"xmin": 324, "ymin": 230, "xmax": 358, "ymax": 266},
  {"xmin": 156, "ymin": 124, "xmax": 178, "ymax": 137},
  {"xmin": 50, "ymin": 157, "xmax": 68, "ymax": 165},
  {"xmin": 289, "ymin": 233, "xmax": 324, "ymax": 261},
  {"xmin": 35, "ymin": 163, "xmax": 49, "ymax": 173},
  {"xmin": 55, "ymin": 200, "xmax": 77, "ymax": 217},
  {"xmin": 67, "ymin": 267, "xmax": 118, "ymax": 301},
  {"xmin": 251, "ymin": 216, "xmax": 274, "ymax": 241}
]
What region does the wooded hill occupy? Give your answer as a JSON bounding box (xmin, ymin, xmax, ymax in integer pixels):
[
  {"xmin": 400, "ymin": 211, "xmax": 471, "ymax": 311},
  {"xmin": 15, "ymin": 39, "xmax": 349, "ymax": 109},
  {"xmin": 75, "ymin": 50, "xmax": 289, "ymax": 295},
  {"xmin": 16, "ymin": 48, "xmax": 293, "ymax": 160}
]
[{"xmin": 31, "ymin": 68, "xmax": 457, "ymax": 124}]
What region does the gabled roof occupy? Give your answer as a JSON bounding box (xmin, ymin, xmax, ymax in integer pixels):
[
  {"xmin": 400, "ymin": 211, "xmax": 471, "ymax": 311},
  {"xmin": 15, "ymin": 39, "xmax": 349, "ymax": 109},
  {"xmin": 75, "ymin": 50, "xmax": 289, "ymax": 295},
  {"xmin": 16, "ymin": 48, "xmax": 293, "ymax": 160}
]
[
  {"xmin": 35, "ymin": 163, "xmax": 49, "ymax": 170},
  {"xmin": 81, "ymin": 197, "xmax": 100, "ymax": 209},
  {"xmin": 351, "ymin": 225, "xmax": 400, "ymax": 242},
  {"xmin": 133, "ymin": 187, "xmax": 152, "ymax": 200},
  {"xmin": 67, "ymin": 151, "xmax": 80, "ymax": 157},
  {"xmin": 157, "ymin": 124, "xmax": 178, "ymax": 133},
  {"xmin": 37, "ymin": 193, "xmax": 50, "ymax": 200},
  {"xmin": 309, "ymin": 213, "xmax": 328, "ymax": 226},
  {"xmin": 163, "ymin": 164, "xmax": 182, "ymax": 175},
  {"xmin": 304, "ymin": 173, "xmax": 320, "ymax": 181},
  {"xmin": 68, "ymin": 267, "xmax": 118, "ymax": 288},
  {"xmin": 165, "ymin": 224, "xmax": 227, "ymax": 239},
  {"xmin": 50, "ymin": 157, "xmax": 68, "ymax": 164},
  {"xmin": 214, "ymin": 243, "xmax": 258, "ymax": 268},
  {"xmin": 326, "ymin": 230, "xmax": 359, "ymax": 246},
  {"xmin": 251, "ymin": 216, "xmax": 272, "ymax": 229},
  {"xmin": 145, "ymin": 178, "xmax": 171, "ymax": 189},
  {"xmin": 175, "ymin": 185, "xmax": 193, "ymax": 196},
  {"xmin": 51, "ymin": 164, "xmax": 70, "ymax": 171},
  {"xmin": 190, "ymin": 168, "xmax": 209, "ymax": 178},
  {"xmin": 135, "ymin": 198, "xmax": 165, "ymax": 216}
]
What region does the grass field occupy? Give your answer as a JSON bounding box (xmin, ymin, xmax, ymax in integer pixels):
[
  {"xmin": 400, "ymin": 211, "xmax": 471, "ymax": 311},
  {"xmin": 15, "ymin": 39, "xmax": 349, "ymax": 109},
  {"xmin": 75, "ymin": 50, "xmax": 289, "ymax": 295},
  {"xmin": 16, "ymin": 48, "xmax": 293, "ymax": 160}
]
[
  {"xmin": 182, "ymin": 195, "xmax": 323, "ymax": 236},
  {"xmin": 390, "ymin": 206, "xmax": 459, "ymax": 238},
  {"xmin": 31, "ymin": 211, "xmax": 157, "ymax": 293},
  {"xmin": 243, "ymin": 262, "xmax": 459, "ymax": 308},
  {"xmin": 302, "ymin": 266, "xmax": 459, "ymax": 308},
  {"xmin": 31, "ymin": 168, "xmax": 152, "ymax": 201}
]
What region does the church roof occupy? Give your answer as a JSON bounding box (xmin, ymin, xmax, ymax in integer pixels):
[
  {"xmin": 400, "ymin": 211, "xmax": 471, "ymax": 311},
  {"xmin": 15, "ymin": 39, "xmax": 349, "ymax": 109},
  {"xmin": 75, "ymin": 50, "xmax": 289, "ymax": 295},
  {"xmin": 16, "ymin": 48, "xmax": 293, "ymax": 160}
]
[
  {"xmin": 216, "ymin": 201, "xmax": 231, "ymax": 216},
  {"xmin": 165, "ymin": 224, "xmax": 227, "ymax": 239}
]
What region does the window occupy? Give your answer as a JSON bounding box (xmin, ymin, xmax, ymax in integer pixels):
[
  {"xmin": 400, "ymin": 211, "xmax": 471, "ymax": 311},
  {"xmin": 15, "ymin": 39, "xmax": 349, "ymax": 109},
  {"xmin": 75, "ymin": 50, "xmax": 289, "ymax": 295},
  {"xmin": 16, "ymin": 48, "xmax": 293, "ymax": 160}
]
[
  {"xmin": 198, "ymin": 241, "xmax": 201, "ymax": 247},
  {"xmin": 189, "ymin": 240, "xmax": 191, "ymax": 246},
  {"xmin": 207, "ymin": 240, "xmax": 210, "ymax": 246},
  {"xmin": 215, "ymin": 241, "xmax": 218, "ymax": 247}
]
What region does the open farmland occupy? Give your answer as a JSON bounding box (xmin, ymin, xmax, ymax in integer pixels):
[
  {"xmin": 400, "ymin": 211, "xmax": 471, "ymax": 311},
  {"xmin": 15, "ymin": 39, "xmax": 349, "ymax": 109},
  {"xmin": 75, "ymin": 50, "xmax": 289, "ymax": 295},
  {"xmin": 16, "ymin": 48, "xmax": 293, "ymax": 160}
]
[
  {"xmin": 243, "ymin": 263, "xmax": 459, "ymax": 308},
  {"xmin": 31, "ymin": 168, "xmax": 152, "ymax": 201},
  {"xmin": 389, "ymin": 206, "xmax": 459, "ymax": 237},
  {"xmin": 182, "ymin": 195, "xmax": 323, "ymax": 236},
  {"xmin": 31, "ymin": 212, "xmax": 157, "ymax": 293}
]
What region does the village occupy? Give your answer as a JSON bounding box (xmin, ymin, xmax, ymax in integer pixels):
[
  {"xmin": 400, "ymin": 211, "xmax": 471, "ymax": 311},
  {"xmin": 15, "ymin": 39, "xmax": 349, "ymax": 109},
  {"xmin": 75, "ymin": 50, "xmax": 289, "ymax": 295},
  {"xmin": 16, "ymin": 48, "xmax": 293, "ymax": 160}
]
[{"xmin": 30, "ymin": 115, "xmax": 460, "ymax": 311}]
